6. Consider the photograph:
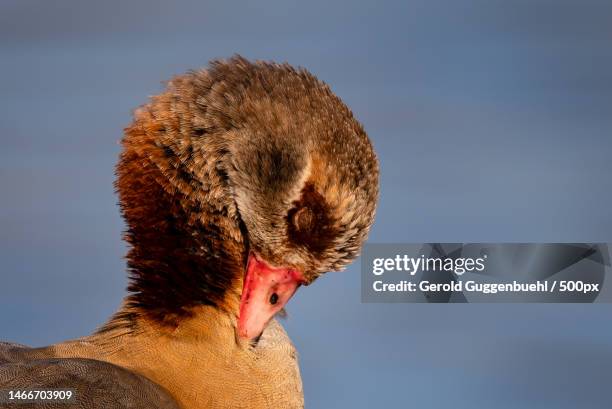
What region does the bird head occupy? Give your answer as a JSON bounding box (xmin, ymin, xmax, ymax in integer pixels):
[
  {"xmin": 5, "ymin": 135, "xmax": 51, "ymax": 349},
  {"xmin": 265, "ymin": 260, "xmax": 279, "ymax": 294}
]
[{"xmin": 114, "ymin": 56, "xmax": 378, "ymax": 341}]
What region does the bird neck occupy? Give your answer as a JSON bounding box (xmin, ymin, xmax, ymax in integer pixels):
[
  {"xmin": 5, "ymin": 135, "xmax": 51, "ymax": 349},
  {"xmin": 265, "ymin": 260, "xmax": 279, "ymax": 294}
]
[{"xmin": 110, "ymin": 116, "xmax": 248, "ymax": 330}]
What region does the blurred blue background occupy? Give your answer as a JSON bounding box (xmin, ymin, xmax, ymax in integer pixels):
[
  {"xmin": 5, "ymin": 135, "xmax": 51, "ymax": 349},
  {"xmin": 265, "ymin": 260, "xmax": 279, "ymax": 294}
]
[{"xmin": 1, "ymin": 0, "xmax": 611, "ymax": 407}]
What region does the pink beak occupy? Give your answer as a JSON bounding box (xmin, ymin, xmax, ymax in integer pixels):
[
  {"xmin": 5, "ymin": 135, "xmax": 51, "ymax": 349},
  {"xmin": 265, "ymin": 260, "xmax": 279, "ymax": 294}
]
[{"xmin": 238, "ymin": 252, "xmax": 304, "ymax": 340}]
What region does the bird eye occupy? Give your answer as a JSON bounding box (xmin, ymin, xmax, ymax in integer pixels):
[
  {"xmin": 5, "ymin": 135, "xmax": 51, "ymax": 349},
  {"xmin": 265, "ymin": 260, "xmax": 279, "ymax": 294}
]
[
  {"xmin": 291, "ymin": 206, "xmax": 315, "ymax": 232},
  {"xmin": 269, "ymin": 293, "xmax": 279, "ymax": 305},
  {"xmin": 286, "ymin": 182, "xmax": 338, "ymax": 255}
]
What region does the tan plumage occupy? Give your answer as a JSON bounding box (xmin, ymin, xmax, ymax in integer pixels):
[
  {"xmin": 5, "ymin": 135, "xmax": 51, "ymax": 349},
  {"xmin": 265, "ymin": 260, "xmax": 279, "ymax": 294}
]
[{"xmin": 0, "ymin": 56, "xmax": 379, "ymax": 409}]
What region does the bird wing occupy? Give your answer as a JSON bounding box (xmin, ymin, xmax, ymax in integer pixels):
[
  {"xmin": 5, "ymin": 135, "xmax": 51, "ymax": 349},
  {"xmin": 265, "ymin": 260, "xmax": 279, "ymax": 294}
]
[{"xmin": 0, "ymin": 343, "xmax": 180, "ymax": 409}]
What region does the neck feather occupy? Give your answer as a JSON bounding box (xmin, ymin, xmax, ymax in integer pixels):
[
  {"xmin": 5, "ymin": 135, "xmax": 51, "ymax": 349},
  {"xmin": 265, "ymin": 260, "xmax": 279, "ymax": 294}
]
[{"xmin": 103, "ymin": 115, "xmax": 247, "ymax": 332}]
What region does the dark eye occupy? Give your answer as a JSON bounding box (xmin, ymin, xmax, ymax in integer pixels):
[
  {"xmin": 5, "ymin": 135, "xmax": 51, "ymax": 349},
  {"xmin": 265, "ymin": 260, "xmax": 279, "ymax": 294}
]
[
  {"xmin": 286, "ymin": 182, "xmax": 338, "ymax": 255},
  {"xmin": 291, "ymin": 206, "xmax": 315, "ymax": 232},
  {"xmin": 269, "ymin": 293, "xmax": 279, "ymax": 305}
]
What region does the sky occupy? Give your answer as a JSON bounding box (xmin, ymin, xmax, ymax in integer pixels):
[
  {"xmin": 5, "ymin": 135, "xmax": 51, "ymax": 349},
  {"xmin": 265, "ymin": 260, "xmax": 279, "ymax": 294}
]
[{"xmin": 1, "ymin": 1, "xmax": 612, "ymax": 408}]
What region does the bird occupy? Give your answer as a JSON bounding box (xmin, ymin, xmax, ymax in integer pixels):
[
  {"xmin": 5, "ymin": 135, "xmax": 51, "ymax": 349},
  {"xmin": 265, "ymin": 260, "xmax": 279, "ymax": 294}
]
[{"xmin": 0, "ymin": 56, "xmax": 379, "ymax": 409}]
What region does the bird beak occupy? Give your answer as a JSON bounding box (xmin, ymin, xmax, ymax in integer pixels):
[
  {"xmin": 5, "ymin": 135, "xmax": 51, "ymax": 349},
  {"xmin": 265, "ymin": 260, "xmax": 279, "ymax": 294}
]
[{"xmin": 238, "ymin": 252, "xmax": 304, "ymax": 340}]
